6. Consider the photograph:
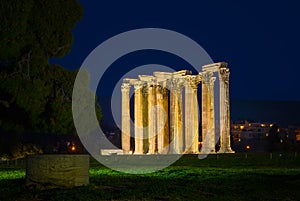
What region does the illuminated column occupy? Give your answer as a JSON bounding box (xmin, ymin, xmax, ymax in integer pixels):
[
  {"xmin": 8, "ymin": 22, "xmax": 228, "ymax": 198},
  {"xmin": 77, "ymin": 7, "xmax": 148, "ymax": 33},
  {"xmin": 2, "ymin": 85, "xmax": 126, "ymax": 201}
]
[
  {"xmin": 191, "ymin": 81, "xmax": 200, "ymax": 153},
  {"xmin": 121, "ymin": 82, "xmax": 131, "ymax": 154},
  {"xmin": 147, "ymin": 80, "xmax": 157, "ymax": 154},
  {"xmin": 201, "ymin": 72, "xmax": 216, "ymax": 154},
  {"xmin": 153, "ymin": 72, "xmax": 172, "ymax": 154},
  {"xmin": 208, "ymin": 77, "xmax": 216, "ymax": 152},
  {"xmin": 134, "ymin": 81, "xmax": 144, "ymax": 154},
  {"xmin": 156, "ymin": 84, "xmax": 169, "ymax": 154},
  {"xmin": 218, "ymin": 67, "xmax": 234, "ymax": 153},
  {"xmin": 201, "ymin": 73, "xmax": 208, "ymax": 153},
  {"xmin": 184, "ymin": 75, "xmax": 200, "ymax": 153},
  {"xmin": 162, "ymin": 87, "xmax": 170, "ymax": 153},
  {"xmin": 170, "ymin": 78, "xmax": 184, "ymax": 154}
]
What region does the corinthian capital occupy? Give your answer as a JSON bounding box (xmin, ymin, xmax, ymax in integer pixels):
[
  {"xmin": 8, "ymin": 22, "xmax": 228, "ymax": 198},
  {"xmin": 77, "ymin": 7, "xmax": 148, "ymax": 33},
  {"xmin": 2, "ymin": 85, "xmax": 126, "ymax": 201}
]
[
  {"xmin": 202, "ymin": 71, "xmax": 213, "ymax": 85},
  {"xmin": 219, "ymin": 67, "xmax": 230, "ymax": 83},
  {"xmin": 209, "ymin": 77, "xmax": 216, "ymax": 87},
  {"xmin": 168, "ymin": 77, "xmax": 184, "ymax": 92},
  {"xmin": 121, "ymin": 83, "xmax": 131, "ymax": 93},
  {"xmin": 133, "ymin": 81, "xmax": 145, "ymax": 91},
  {"xmin": 184, "ymin": 75, "xmax": 200, "ymax": 89}
]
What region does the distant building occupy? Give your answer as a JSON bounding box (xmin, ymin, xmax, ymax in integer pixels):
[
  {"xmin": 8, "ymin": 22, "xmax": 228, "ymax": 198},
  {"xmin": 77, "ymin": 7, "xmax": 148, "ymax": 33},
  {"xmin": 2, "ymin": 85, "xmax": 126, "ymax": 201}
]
[
  {"xmin": 231, "ymin": 120, "xmax": 300, "ymax": 152},
  {"xmin": 231, "ymin": 120, "xmax": 273, "ymax": 152},
  {"xmin": 287, "ymin": 125, "xmax": 300, "ymax": 142},
  {"xmin": 231, "ymin": 120, "xmax": 273, "ymax": 141}
]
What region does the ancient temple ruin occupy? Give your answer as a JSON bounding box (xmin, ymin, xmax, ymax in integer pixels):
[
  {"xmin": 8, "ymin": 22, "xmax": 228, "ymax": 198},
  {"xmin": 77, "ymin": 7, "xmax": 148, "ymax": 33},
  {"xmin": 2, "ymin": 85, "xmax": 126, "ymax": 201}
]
[{"xmin": 121, "ymin": 62, "xmax": 234, "ymax": 154}]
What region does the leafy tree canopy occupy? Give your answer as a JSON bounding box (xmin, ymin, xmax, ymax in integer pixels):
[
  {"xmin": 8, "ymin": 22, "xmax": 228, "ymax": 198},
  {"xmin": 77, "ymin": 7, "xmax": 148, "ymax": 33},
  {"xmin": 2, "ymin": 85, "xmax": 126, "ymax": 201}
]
[
  {"xmin": 0, "ymin": 0, "xmax": 82, "ymax": 65},
  {"xmin": 0, "ymin": 0, "xmax": 102, "ymax": 146}
]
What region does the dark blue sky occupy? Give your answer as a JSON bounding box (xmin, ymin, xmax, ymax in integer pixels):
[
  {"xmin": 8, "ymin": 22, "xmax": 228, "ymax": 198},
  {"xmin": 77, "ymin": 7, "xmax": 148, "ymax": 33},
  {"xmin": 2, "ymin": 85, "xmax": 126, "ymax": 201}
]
[{"xmin": 51, "ymin": 0, "xmax": 300, "ymax": 101}]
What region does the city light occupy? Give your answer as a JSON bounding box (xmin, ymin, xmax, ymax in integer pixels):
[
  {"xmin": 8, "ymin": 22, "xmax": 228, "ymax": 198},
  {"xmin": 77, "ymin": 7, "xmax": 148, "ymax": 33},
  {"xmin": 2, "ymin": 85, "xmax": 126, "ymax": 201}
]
[
  {"xmin": 71, "ymin": 145, "xmax": 76, "ymax": 151},
  {"xmin": 246, "ymin": 145, "xmax": 250, "ymax": 150}
]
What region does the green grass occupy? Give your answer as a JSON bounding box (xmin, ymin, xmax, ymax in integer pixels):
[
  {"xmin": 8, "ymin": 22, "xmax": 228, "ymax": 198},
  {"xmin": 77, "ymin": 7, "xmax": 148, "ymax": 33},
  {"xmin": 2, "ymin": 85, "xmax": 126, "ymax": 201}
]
[{"xmin": 1, "ymin": 153, "xmax": 300, "ymax": 201}]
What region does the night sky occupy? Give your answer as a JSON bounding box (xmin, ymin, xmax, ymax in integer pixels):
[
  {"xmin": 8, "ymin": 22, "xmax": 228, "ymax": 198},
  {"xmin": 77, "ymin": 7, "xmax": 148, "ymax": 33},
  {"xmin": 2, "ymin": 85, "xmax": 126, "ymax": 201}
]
[{"xmin": 51, "ymin": 0, "xmax": 300, "ymax": 101}]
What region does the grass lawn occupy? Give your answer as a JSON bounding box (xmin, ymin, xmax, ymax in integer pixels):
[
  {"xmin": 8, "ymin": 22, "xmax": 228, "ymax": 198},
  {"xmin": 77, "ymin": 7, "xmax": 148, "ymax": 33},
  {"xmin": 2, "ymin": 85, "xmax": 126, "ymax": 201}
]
[{"xmin": 0, "ymin": 153, "xmax": 300, "ymax": 201}]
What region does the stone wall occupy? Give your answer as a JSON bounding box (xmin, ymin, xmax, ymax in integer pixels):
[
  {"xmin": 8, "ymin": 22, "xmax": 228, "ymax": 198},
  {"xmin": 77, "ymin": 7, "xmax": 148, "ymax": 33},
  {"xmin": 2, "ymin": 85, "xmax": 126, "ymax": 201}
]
[{"xmin": 26, "ymin": 154, "xmax": 89, "ymax": 189}]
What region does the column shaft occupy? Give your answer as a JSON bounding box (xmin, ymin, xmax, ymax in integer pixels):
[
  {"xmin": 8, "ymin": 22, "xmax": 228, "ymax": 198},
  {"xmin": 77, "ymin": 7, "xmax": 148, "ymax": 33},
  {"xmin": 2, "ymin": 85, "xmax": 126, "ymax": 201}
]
[
  {"xmin": 208, "ymin": 78, "xmax": 216, "ymax": 152},
  {"xmin": 163, "ymin": 88, "xmax": 169, "ymax": 153},
  {"xmin": 201, "ymin": 73, "xmax": 216, "ymax": 153},
  {"xmin": 156, "ymin": 86, "xmax": 169, "ymax": 154},
  {"xmin": 148, "ymin": 85, "xmax": 157, "ymax": 154},
  {"xmin": 121, "ymin": 83, "xmax": 131, "ymax": 153},
  {"xmin": 191, "ymin": 86, "xmax": 199, "ymax": 153},
  {"xmin": 134, "ymin": 82, "xmax": 144, "ymax": 154},
  {"xmin": 170, "ymin": 87, "xmax": 175, "ymax": 154},
  {"xmin": 170, "ymin": 79, "xmax": 183, "ymax": 154},
  {"xmin": 201, "ymin": 81, "xmax": 208, "ymax": 152},
  {"xmin": 218, "ymin": 68, "xmax": 234, "ymax": 153},
  {"xmin": 184, "ymin": 77, "xmax": 199, "ymax": 154},
  {"xmin": 184, "ymin": 85, "xmax": 192, "ymax": 153}
]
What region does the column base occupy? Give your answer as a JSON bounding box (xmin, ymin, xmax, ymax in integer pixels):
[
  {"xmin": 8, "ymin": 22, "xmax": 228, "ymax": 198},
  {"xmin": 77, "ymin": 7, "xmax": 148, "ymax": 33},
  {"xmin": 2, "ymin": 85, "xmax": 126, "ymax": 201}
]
[
  {"xmin": 200, "ymin": 147, "xmax": 216, "ymax": 154},
  {"xmin": 146, "ymin": 152, "xmax": 158, "ymax": 155},
  {"xmin": 200, "ymin": 150, "xmax": 216, "ymax": 154},
  {"xmin": 169, "ymin": 150, "xmax": 182, "ymax": 154},
  {"xmin": 184, "ymin": 149, "xmax": 200, "ymax": 154},
  {"xmin": 122, "ymin": 150, "xmax": 131, "ymax": 154},
  {"xmin": 157, "ymin": 149, "xmax": 169, "ymax": 155},
  {"xmin": 218, "ymin": 147, "xmax": 235, "ymax": 154}
]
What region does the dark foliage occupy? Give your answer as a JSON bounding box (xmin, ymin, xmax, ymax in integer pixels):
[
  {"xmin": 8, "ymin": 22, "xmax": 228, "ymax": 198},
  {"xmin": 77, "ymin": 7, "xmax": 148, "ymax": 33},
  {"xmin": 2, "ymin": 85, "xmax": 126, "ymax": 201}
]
[{"xmin": 0, "ymin": 0, "xmax": 101, "ymax": 158}]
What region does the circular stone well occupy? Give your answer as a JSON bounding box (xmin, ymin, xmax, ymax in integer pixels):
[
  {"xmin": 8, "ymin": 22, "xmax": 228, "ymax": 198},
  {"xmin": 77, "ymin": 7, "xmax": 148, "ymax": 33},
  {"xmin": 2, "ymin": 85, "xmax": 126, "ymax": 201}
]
[{"xmin": 26, "ymin": 154, "xmax": 89, "ymax": 188}]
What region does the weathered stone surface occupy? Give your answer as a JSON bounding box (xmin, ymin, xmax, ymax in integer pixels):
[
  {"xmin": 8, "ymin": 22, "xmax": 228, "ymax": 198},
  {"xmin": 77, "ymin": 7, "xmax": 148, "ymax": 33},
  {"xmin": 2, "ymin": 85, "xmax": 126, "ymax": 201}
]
[
  {"xmin": 184, "ymin": 75, "xmax": 200, "ymax": 153},
  {"xmin": 121, "ymin": 82, "xmax": 131, "ymax": 154},
  {"xmin": 26, "ymin": 154, "xmax": 89, "ymax": 189},
  {"xmin": 169, "ymin": 78, "xmax": 184, "ymax": 154},
  {"xmin": 133, "ymin": 81, "xmax": 144, "ymax": 154},
  {"xmin": 201, "ymin": 72, "xmax": 216, "ymax": 154},
  {"xmin": 203, "ymin": 62, "xmax": 234, "ymax": 153},
  {"xmin": 156, "ymin": 85, "xmax": 169, "ymax": 154},
  {"xmin": 148, "ymin": 83, "xmax": 157, "ymax": 154},
  {"xmin": 121, "ymin": 64, "xmax": 234, "ymax": 155}
]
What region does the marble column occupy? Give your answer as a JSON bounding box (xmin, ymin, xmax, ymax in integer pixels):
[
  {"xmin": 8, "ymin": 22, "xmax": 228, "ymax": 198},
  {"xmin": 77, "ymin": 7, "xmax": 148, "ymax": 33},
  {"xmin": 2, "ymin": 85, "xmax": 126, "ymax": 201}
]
[
  {"xmin": 134, "ymin": 81, "xmax": 144, "ymax": 154},
  {"xmin": 208, "ymin": 77, "xmax": 216, "ymax": 152},
  {"xmin": 147, "ymin": 81, "xmax": 157, "ymax": 154},
  {"xmin": 170, "ymin": 78, "xmax": 184, "ymax": 154},
  {"xmin": 201, "ymin": 74, "xmax": 208, "ymax": 153},
  {"xmin": 191, "ymin": 81, "xmax": 200, "ymax": 153},
  {"xmin": 218, "ymin": 67, "xmax": 234, "ymax": 153},
  {"xmin": 184, "ymin": 76, "xmax": 200, "ymax": 153},
  {"xmin": 156, "ymin": 84, "xmax": 169, "ymax": 154},
  {"xmin": 142, "ymin": 86, "xmax": 148, "ymax": 154},
  {"xmin": 121, "ymin": 82, "xmax": 131, "ymax": 154},
  {"xmin": 201, "ymin": 72, "xmax": 216, "ymax": 154}
]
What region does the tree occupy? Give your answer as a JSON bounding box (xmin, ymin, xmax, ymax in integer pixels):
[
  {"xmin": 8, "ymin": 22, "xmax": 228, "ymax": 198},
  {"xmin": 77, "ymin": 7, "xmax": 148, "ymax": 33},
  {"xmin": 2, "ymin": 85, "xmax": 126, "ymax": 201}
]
[
  {"xmin": 0, "ymin": 0, "xmax": 83, "ymax": 65},
  {"xmin": 0, "ymin": 1, "xmax": 101, "ymax": 157}
]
